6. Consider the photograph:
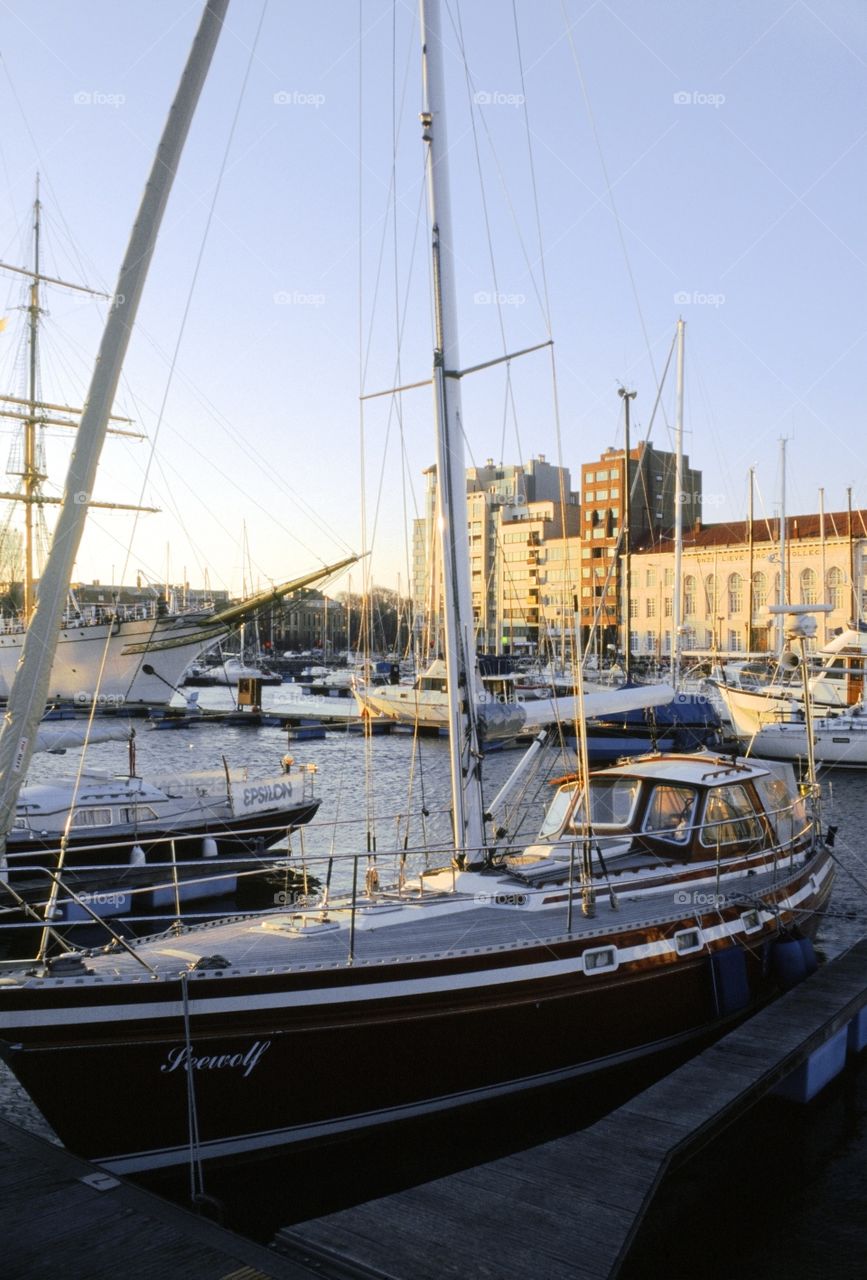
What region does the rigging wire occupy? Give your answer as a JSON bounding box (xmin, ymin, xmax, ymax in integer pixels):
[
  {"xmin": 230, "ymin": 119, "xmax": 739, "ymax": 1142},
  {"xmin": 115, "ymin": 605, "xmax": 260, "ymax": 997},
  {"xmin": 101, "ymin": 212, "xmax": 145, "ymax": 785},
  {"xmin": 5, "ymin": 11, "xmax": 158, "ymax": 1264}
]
[
  {"xmin": 559, "ymin": 0, "xmax": 669, "ymax": 427},
  {"xmin": 115, "ymin": 0, "xmax": 271, "ymax": 593}
]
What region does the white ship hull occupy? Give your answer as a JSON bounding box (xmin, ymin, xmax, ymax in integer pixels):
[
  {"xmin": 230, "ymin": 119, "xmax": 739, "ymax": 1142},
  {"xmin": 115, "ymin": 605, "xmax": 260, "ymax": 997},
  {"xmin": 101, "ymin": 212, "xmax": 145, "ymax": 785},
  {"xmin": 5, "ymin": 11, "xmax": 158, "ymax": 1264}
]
[{"xmin": 0, "ymin": 614, "xmax": 227, "ymax": 708}]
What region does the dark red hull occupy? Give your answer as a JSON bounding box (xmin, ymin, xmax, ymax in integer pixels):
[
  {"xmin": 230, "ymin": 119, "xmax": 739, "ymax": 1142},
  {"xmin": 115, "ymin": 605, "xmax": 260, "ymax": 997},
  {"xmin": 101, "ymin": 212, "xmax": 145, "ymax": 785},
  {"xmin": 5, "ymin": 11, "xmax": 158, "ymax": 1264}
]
[{"xmin": 0, "ymin": 855, "xmax": 832, "ymax": 1177}]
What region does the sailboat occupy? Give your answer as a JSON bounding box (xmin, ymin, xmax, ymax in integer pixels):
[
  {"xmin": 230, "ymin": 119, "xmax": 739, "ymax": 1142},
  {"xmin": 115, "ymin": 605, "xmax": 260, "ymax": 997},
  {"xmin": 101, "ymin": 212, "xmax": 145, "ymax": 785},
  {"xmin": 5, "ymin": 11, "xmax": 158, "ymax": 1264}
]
[
  {"xmin": 713, "ymin": 625, "xmax": 867, "ymax": 736},
  {"xmin": 0, "ymin": 191, "xmax": 357, "ymax": 709},
  {"xmin": 0, "ymin": 0, "xmax": 835, "ymax": 1188}
]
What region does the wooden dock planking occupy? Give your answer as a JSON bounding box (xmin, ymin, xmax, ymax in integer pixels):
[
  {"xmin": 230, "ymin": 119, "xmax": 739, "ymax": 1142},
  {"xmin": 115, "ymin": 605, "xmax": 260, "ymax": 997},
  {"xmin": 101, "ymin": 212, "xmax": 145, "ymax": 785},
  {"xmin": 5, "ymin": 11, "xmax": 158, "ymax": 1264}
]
[
  {"xmin": 0, "ymin": 1118, "xmax": 317, "ymax": 1280},
  {"xmin": 280, "ymin": 938, "xmax": 867, "ymax": 1280}
]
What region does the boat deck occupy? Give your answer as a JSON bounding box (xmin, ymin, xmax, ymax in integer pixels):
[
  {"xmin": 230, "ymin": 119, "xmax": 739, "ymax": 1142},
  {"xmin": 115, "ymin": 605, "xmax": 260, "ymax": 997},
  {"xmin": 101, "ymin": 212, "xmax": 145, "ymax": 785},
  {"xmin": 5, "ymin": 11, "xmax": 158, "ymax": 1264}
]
[{"xmin": 13, "ymin": 849, "xmax": 823, "ymax": 985}]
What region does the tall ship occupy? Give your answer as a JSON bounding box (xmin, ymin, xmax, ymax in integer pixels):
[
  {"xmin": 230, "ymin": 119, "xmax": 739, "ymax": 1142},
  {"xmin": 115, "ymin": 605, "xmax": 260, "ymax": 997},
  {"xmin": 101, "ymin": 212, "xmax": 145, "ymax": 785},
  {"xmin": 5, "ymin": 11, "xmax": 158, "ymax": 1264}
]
[{"xmin": 0, "ymin": 188, "xmax": 355, "ymax": 708}]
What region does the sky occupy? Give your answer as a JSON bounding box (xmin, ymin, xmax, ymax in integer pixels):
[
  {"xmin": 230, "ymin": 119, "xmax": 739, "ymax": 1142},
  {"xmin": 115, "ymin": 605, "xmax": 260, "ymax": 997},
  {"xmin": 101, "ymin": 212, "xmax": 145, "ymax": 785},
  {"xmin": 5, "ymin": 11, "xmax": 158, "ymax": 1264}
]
[{"xmin": 0, "ymin": 0, "xmax": 865, "ymax": 600}]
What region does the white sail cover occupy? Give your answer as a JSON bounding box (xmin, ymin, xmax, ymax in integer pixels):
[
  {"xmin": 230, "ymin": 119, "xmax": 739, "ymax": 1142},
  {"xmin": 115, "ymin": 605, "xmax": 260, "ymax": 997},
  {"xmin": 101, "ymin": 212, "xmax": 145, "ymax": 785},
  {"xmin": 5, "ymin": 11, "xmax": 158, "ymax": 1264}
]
[
  {"xmin": 476, "ymin": 683, "xmax": 675, "ymax": 741},
  {"xmin": 34, "ymin": 722, "xmax": 134, "ymax": 753}
]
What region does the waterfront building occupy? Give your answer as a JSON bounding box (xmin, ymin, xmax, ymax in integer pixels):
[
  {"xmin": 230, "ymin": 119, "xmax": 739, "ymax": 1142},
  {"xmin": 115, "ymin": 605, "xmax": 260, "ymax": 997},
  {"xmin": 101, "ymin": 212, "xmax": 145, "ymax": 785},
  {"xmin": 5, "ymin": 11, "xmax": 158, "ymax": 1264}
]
[
  {"xmin": 628, "ymin": 510, "xmax": 867, "ymax": 657},
  {"xmin": 578, "ymin": 442, "xmax": 702, "ymax": 656}
]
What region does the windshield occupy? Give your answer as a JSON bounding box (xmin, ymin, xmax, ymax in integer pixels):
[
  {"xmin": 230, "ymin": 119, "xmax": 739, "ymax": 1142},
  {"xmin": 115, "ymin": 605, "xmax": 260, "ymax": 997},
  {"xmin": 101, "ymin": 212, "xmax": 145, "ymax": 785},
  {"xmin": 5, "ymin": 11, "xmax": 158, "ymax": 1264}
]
[{"xmin": 540, "ymin": 775, "xmax": 641, "ymax": 838}]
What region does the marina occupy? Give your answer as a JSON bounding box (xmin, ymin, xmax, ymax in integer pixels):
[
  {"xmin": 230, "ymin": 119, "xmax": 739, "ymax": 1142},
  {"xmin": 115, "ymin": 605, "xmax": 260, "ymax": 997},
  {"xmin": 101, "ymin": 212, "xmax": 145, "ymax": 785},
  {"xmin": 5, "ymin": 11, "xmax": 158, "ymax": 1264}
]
[{"xmin": 0, "ymin": 2, "xmax": 865, "ymax": 1277}]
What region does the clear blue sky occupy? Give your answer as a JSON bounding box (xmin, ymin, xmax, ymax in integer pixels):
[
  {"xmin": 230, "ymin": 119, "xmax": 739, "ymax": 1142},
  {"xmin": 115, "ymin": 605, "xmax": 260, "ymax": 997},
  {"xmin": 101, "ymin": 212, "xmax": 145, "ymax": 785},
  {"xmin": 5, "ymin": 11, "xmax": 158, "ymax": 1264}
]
[{"xmin": 0, "ymin": 1, "xmax": 864, "ymax": 598}]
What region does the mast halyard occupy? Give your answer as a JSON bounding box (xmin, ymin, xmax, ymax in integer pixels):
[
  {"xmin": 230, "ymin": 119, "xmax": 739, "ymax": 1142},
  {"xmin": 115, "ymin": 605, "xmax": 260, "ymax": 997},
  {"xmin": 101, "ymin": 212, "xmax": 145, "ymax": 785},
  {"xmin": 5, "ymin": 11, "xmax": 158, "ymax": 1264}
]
[
  {"xmin": 618, "ymin": 386, "xmax": 636, "ymax": 682},
  {"xmin": 671, "ymin": 318, "xmax": 685, "ymax": 686},
  {"xmin": 419, "ymin": 0, "xmax": 486, "ymax": 865},
  {"xmin": 23, "ymin": 178, "xmax": 43, "ymax": 619}
]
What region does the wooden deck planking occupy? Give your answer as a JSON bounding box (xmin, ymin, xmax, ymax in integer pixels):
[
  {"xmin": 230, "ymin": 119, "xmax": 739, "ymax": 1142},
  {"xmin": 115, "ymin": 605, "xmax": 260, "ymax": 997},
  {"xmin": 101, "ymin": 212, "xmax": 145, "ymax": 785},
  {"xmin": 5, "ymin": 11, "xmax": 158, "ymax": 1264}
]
[
  {"xmin": 281, "ymin": 938, "xmax": 867, "ymax": 1280},
  {"xmin": 0, "ymin": 1118, "xmax": 318, "ymax": 1280}
]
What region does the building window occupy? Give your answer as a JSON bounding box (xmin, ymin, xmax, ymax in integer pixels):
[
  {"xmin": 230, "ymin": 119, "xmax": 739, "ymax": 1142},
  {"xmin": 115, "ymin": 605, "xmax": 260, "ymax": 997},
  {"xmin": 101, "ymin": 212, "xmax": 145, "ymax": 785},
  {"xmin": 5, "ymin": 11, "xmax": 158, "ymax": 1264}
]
[
  {"xmin": 752, "ymin": 571, "xmax": 767, "ymax": 609},
  {"xmin": 664, "ymin": 567, "xmax": 674, "ymax": 587},
  {"xmin": 664, "ymin": 596, "xmax": 672, "ymax": 617},
  {"xmin": 800, "ymin": 568, "xmax": 818, "ymax": 605},
  {"xmin": 645, "ymin": 568, "xmax": 656, "ymax": 588},
  {"xmin": 684, "ymin": 575, "xmax": 696, "ymax": 616},
  {"xmin": 827, "ymin": 566, "xmax": 845, "ymax": 609},
  {"xmin": 728, "ymin": 572, "xmax": 743, "ymax": 614},
  {"xmin": 629, "ymin": 630, "xmax": 640, "ymax": 653},
  {"xmin": 705, "ymin": 574, "xmax": 718, "ymax": 617},
  {"xmin": 629, "ymin": 598, "xmax": 638, "ymax": 619},
  {"xmin": 646, "ymin": 597, "xmax": 656, "ymax": 618}
]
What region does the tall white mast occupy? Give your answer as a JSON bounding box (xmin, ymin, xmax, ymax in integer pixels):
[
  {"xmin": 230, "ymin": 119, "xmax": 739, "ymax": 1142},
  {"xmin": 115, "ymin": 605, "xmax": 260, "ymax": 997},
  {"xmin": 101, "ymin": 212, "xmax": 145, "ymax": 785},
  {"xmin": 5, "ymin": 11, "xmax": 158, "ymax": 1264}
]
[
  {"xmin": 671, "ymin": 318, "xmax": 685, "ymax": 686},
  {"xmin": 0, "ymin": 0, "xmax": 229, "ymax": 850},
  {"xmin": 419, "ymin": 0, "xmax": 486, "ymax": 862}
]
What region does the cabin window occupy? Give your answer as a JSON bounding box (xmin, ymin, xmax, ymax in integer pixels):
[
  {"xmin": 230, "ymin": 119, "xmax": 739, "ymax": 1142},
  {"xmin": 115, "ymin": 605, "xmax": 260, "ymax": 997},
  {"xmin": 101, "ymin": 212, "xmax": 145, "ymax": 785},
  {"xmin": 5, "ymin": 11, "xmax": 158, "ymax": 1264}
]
[
  {"xmin": 641, "ymin": 784, "xmax": 697, "ymax": 844},
  {"xmin": 752, "ymin": 773, "xmax": 807, "ymax": 847},
  {"xmin": 699, "ymin": 784, "xmax": 763, "ymax": 848},
  {"xmin": 70, "ymin": 807, "xmax": 113, "ymax": 828},
  {"xmin": 674, "ymin": 928, "xmax": 703, "ymax": 954},
  {"xmin": 119, "ymin": 805, "xmax": 159, "ymax": 823},
  {"xmin": 583, "ymin": 946, "xmax": 618, "ymax": 973}
]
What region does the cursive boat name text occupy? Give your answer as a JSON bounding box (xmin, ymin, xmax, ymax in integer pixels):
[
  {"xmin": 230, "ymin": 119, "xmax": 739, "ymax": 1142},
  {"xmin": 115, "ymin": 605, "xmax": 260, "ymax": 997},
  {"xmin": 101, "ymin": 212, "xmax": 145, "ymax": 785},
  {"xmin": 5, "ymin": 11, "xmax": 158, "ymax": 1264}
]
[{"xmin": 160, "ymin": 1039, "xmax": 271, "ymax": 1079}]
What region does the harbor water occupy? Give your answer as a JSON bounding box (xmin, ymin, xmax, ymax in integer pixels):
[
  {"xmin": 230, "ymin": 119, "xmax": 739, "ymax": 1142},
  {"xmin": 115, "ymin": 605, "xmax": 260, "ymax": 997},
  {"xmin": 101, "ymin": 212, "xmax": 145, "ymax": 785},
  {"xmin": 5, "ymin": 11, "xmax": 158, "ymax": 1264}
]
[{"xmin": 2, "ymin": 683, "xmax": 866, "ymax": 1273}]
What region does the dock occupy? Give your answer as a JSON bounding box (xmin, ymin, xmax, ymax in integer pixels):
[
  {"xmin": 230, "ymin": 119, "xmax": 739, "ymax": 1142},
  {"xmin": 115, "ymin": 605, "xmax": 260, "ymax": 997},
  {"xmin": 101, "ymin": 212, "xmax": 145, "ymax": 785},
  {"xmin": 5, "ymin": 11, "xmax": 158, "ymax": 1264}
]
[
  {"xmin": 0, "ymin": 1114, "xmax": 318, "ymax": 1280},
  {"xmin": 279, "ymin": 938, "xmax": 867, "ymax": 1280},
  {"xmin": 149, "ymin": 694, "xmax": 369, "ymax": 732}
]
